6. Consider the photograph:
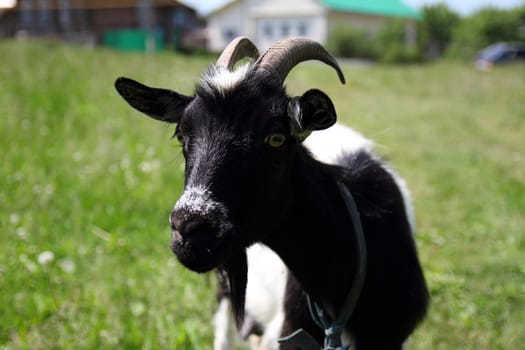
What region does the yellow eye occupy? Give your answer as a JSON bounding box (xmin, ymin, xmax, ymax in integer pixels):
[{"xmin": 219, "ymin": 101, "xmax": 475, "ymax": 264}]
[{"xmin": 265, "ymin": 133, "xmax": 286, "ymax": 148}]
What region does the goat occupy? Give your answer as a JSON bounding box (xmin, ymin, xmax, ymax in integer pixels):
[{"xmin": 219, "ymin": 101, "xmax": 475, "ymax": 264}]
[{"xmin": 115, "ymin": 37, "xmax": 429, "ymax": 349}]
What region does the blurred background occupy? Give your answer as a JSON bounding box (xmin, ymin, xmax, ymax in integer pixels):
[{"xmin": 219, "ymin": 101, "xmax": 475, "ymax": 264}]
[
  {"xmin": 1, "ymin": 0, "xmax": 524, "ymax": 349},
  {"xmin": 0, "ymin": 0, "xmax": 524, "ymax": 61}
]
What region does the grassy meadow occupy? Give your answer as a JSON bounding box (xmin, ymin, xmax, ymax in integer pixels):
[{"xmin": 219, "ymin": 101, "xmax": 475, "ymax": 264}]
[{"xmin": 0, "ymin": 40, "xmax": 524, "ymax": 349}]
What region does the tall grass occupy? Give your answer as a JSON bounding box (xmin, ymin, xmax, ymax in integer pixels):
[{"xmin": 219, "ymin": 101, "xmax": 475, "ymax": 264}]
[{"xmin": 1, "ymin": 40, "xmax": 524, "ymax": 349}]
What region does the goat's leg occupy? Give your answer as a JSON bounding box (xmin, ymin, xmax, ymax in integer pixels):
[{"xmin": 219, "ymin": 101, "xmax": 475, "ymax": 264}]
[{"xmin": 213, "ymin": 297, "xmax": 238, "ymax": 350}]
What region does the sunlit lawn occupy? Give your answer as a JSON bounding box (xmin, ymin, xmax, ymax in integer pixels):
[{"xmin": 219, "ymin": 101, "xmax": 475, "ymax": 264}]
[{"xmin": 1, "ymin": 40, "xmax": 524, "ymax": 349}]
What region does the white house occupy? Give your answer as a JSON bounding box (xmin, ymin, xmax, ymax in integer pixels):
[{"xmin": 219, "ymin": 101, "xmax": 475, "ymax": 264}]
[{"xmin": 206, "ymin": 0, "xmax": 421, "ymax": 52}]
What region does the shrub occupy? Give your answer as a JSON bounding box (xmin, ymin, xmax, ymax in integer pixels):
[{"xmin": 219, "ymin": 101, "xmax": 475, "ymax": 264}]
[
  {"xmin": 417, "ymin": 4, "xmax": 461, "ymax": 59},
  {"xmin": 447, "ymin": 7, "xmax": 525, "ymax": 60},
  {"xmin": 379, "ymin": 45, "xmax": 422, "ymax": 64},
  {"xmin": 375, "ymin": 19, "xmax": 423, "ymax": 64},
  {"xmin": 326, "ymin": 25, "xmax": 377, "ymax": 59}
]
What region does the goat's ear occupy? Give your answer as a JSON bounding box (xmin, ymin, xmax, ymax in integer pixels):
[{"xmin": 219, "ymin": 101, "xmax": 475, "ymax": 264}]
[
  {"xmin": 287, "ymin": 89, "xmax": 336, "ymax": 142},
  {"xmin": 114, "ymin": 77, "xmax": 192, "ymax": 123}
]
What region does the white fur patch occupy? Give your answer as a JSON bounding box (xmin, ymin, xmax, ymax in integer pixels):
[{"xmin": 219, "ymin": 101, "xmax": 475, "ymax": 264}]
[
  {"xmin": 304, "ymin": 123, "xmax": 374, "ymax": 165},
  {"xmin": 202, "ymin": 64, "xmax": 252, "ymax": 97},
  {"xmin": 381, "ymin": 165, "xmax": 416, "ymax": 233},
  {"xmin": 173, "ymin": 185, "xmax": 233, "ymax": 234},
  {"xmin": 304, "ymin": 123, "xmax": 415, "ymax": 233},
  {"xmin": 245, "ymin": 244, "xmax": 287, "ymax": 325},
  {"xmin": 213, "ymin": 298, "xmax": 238, "ymax": 350},
  {"xmin": 245, "ymin": 244, "xmax": 287, "ymax": 350},
  {"xmin": 213, "ymin": 244, "xmax": 287, "ymax": 350}
]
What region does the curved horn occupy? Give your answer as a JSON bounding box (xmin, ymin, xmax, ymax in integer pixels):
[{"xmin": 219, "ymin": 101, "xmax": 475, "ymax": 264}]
[
  {"xmin": 216, "ymin": 36, "xmax": 260, "ymax": 70},
  {"xmin": 255, "ymin": 37, "xmax": 346, "ymax": 85}
]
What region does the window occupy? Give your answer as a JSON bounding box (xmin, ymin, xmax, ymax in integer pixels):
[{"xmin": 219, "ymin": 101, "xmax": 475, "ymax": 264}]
[
  {"xmin": 223, "ymin": 28, "xmax": 238, "ymax": 43},
  {"xmin": 258, "ymin": 19, "xmax": 310, "ymax": 40},
  {"xmin": 257, "ymin": 20, "xmax": 275, "ymax": 39},
  {"xmin": 20, "ymin": 0, "xmax": 34, "ymax": 26},
  {"xmin": 39, "ymin": 0, "xmax": 51, "ymax": 25},
  {"xmin": 281, "ymin": 23, "xmax": 290, "ymax": 36},
  {"xmin": 59, "ymin": 0, "xmax": 71, "ymax": 28},
  {"xmin": 297, "ymin": 21, "xmax": 309, "ymax": 36},
  {"xmin": 173, "ymin": 8, "xmax": 187, "ymax": 28},
  {"xmin": 263, "ymin": 24, "xmax": 273, "ymax": 38}
]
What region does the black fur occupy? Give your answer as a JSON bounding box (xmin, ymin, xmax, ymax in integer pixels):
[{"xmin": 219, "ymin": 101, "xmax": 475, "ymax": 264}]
[
  {"xmin": 221, "ymin": 250, "xmax": 248, "ymax": 328},
  {"xmin": 264, "ymin": 149, "xmax": 429, "ymax": 349},
  {"xmin": 115, "ymin": 63, "xmax": 429, "ymax": 349}
]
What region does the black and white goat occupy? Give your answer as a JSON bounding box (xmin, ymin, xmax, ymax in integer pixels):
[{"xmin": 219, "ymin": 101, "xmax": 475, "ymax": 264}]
[{"xmin": 115, "ymin": 37, "xmax": 429, "ymax": 349}]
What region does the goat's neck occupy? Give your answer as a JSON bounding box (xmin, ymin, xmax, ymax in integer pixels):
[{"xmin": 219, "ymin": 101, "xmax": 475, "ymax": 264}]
[{"xmin": 263, "ymin": 150, "xmax": 357, "ymax": 315}]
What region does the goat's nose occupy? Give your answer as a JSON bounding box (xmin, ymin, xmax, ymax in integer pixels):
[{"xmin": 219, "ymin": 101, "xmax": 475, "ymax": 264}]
[{"xmin": 170, "ymin": 211, "xmax": 212, "ymax": 238}]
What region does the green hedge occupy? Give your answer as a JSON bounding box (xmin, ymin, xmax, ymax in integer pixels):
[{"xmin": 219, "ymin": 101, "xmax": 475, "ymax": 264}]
[
  {"xmin": 327, "ymin": 20, "xmax": 423, "ymax": 64},
  {"xmin": 447, "ymin": 7, "xmax": 525, "ymax": 60},
  {"xmin": 326, "ymin": 26, "xmax": 378, "ymax": 60},
  {"xmin": 327, "ymin": 5, "xmax": 525, "ymax": 63}
]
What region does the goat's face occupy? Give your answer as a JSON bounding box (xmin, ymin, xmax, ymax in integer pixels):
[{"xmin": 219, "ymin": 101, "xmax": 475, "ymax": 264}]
[
  {"xmin": 115, "ymin": 37, "xmax": 344, "ymax": 273},
  {"xmin": 115, "ymin": 73, "xmax": 335, "ymax": 272},
  {"xmin": 170, "ymin": 78, "xmax": 294, "ymax": 271}
]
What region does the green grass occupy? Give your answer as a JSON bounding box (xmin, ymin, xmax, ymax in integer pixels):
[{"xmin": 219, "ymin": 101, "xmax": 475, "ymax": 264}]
[{"xmin": 1, "ymin": 40, "xmax": 524, "ymax": 349}]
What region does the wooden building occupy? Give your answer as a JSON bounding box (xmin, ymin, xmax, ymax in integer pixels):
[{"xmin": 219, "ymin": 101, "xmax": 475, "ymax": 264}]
[{"xmin": 0, "ymin": 0, "xmax": 202, "ymax": 51}]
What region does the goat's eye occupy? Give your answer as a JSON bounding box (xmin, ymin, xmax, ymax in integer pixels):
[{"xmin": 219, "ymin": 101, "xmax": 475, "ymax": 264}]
[
  {"xmin": 174, "ymin": 131, "xmax": 184, "ymax": 145},
  {"xmin": 265, "ymin": 133, "xmax": 286, "ymax": 148}
]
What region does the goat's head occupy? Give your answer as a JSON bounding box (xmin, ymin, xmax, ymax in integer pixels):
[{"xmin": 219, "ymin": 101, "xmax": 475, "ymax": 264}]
[{"xmin": 115, "ymin": 37, "xmax": 344, "ymax": 321}]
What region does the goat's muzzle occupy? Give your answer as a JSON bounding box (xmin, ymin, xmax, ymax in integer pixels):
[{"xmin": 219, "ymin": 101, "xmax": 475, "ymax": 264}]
[
  {"xmin": 170, "ymin": 211, "xmax": 213, "ymax": 240},
  {"xmin": 169, "ymin": 202, "xmax": 234, "ymax": 273}
]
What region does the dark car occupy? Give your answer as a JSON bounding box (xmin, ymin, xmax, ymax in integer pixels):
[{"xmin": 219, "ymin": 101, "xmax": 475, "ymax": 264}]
[{"xmin": 475, "ymin": 42, "xmax": 525, "ymax": 70}]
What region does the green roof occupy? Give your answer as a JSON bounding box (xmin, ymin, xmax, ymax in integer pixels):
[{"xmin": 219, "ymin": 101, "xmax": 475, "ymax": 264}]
[{"xmin": 322, "ymin": 0, "xmax": 421, "ymax": 19}]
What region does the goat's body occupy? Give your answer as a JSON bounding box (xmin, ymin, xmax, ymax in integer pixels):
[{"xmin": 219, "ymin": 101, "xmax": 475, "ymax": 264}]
[
  {"xmin": 214, "ymin": 124, "xmax": 428, "ymax": 349},
  {"xmin": 295, "ymin": 125, "xmax": 426, "ymax": 349},
  {"xmin": 266, "ymin": 147, "xmax": 427, "ymax": 349}
]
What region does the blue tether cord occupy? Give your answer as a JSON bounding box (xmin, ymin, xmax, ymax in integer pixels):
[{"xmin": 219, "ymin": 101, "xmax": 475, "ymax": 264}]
[{"xmin": 279, "ymin": 181, "xmax": 368, "ymax": 350}]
